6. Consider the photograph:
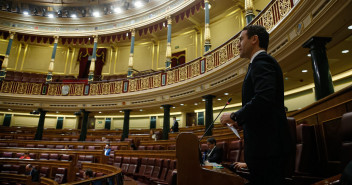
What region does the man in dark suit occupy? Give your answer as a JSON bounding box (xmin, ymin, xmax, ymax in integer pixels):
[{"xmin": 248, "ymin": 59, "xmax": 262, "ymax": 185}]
[
  {"xmin": 220, "ymin": 25, "xmax": 291, "ymax": 185},
  {"xmin": 205, "ymin": 138, "xmax": 223, "ymax": 164},
  {"xmin": 26, "ymin": 164, "xmax": 39, "ymax": 182},
  {"xmin": 171, "ymin": 116, "xmax": 179, "ymax": 132}
]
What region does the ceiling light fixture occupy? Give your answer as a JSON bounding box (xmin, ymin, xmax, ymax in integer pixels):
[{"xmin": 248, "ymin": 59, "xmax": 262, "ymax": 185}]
[
  {"xmin": 134, "ymin": 1, "xmax": 143, "ymax": 8},
  {"xmin": 348, "ymin": 25, "xmax": 352, "ymax": 30},
  {"xmin": 93, "ymin": 11, "xmax": 100, "ymax": 17},
  {"xmin": 140, "ymin": 109, "xmax": 143, "ymax": 111},
  {"xmin": 302, "ymin": 69, "xmax": 308, "ymax": 73},
  {"xmin": 217, "ymin": 98, "xmax": 222, "ymax": 101},
  {"xmin": 307, "ymin": 54, "xmax": 311, "ymax": 57},
  {"xmin": 173, "ymin": 107, "xmax": 176, "ymax": 109},
  {"xmin": 56, "ymin": 111, "xmax": 60, "ymax": 113},
  {"xmin": 8, "ymin": 109, "xmax": 11, "ymax": 111},
  {"xmin": 342, "ymin": 50, "xmax": 349, "ymax": 54},
  {"xmin": 114, "ymin": 7, "xmax": 122, "ymax": 13},
  {"xmin": 194, "ymin": 103, "xmax": 198, "ymax": 105},
  {"xmin": 180, "ymin": 104, "xmax": 184, "ymax": 106},
  {"xmin": 202, "ymin": 99, "xmax": 206, "ymax": 101},
  {"xmin": 224, "ymin": 93, "xmax": 229, "ymax": 95},
  {"xmin": 99, "ymin": 111, "xmax": 102, "ymax": 113},
  {"xmin": 71, "ymin": 14, "xmax": 77, "ymax": 18},
  {"xmin": 285, "ymin": 77, "xmax": 289, "ymax": 80}
]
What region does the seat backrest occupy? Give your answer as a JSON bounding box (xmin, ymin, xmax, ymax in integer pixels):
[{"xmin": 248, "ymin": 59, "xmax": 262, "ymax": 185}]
[
  {"xmin": 168, "ymin": 144, "xmax": 176, "ymax": 150},
  {"xmin": 113, "ymin": 156, "xmax": 123, "ymax": 168},
  {"xmin": 121, "ymin": 157, "xmax": 131, "ymax": 173},
  {"xmin": 26, "ymin": 144, "xmax": 35, "ymax": 148},
  {"xmin": 341, "ymin": 112, "xmax": 352, "ymax": 169},
  {"xmin": 143, "ymin": 158, "xmax": 156, "ymax": 177},
  {"xmin": 55, "ymin": 145, "xmax": 65, "ymax": 149},
  {"xmin": 200, "ymin": 143, "xmax": 208, "ymax": 153},
  {"xmin": 40, "ymin": 166, "xmax": 50, "ymax": 177},
  {"xmin": 227, "ymin": 140, "xmax": 242, "ymax": 162},
  {"xmin": 88, "ymin": 146, "xmax": 96, "ymax": 150},
  {"xmin": 85, "ymin": 155, "xmax": 94, "ymax": 163},
  {"xmin": 151, "ymin": 158, "xmax": 164, "ymax": 179},
  {"xmin": 295, "ymin": 124, "xmax": 319, "ymax": 175},
  {"xmin": 49, "ymin": 153, "xmax": 59, "ymax": 160},
  {"xmin": 159, "ymin": 159, "xmax": 171, "ymax": 181},
  {"xmin": 111, "ymin": 146, "xmax": 119, "ymax": 151},
  {"xmin": 46, "ymin": 145, "xmax": 55, "ymax": 149},
  {"xmin": 37, "ymin": 144, "xmax": 46, "ymax": 148},
  {"xmin": 10, "ymin": 164, "xmax": 20, "ymax": 174},
  {"xmin": 146, "ymin": 145, "xmax": 154, "ymax": 150},
  {"xmin": 15, "ymin": 153, "xmax": 24, "ymax": 158},
  {"xmin": 127, "ymin": 157, "xmax": 139, "ymax": 174},
  {"xmin": 60, "ymin": 154, "xmax": 71, "ymax": 161},
  {"xmin": 138, "ymin": 146, "xmax": 146, "ymax": 150},
  {"xmin": 40, "ymin": 153, "xmax": 49, "ymax": 160},
  {"xmin": 77, "ymin": 145, "xmax": 84, "ymax": 149},
  {"xmin": 286, "ymin": 117, "xmax": 297, "ymax": 178},
  {"xmin": 217, "ymin": 141, "xmax": 227, "ymax": 161}
]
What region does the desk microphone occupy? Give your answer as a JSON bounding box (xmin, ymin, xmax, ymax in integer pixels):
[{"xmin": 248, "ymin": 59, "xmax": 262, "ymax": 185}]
[{"xmin": 199, "ymin": 97, "xmax": 232, "ymax": 142}]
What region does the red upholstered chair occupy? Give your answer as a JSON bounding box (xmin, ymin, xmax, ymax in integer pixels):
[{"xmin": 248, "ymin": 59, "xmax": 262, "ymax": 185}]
[
  {"xmin": 138, "ymin": 146, "xmax": 146, "ymax": 150},
  {"xmin": 71, "ymin": 138, "xmax": 78, "ymax": 141},
  {"xmin": 2, "ymin": 152, "xmax": 13, "ymax": 158},
  {"xmin": 54, "ymin": 168, "xmax": 67, "ymax": 184},
  {"xmin": 153, "ymin": 145, "xmax": 165, "ymax": 150},
  {"xmin": 111, "ymin": 145, "xmax": 119, "ymax": 151},
  {"xmin": 146, "ymin": 146, "xmax": 154, "ymax": 150},
  {"xmin": 25, "ymin": 144, "xmax": 35, "ymax": 148},
  {"xmin": 76, "ymin": 145, "xmax": 84, "ymax": 149},
  {"xmin": 139, "ymin": 158, "xmax": 155, "ymax": 180},
  {"xmin": 151, "ymin": 159, "xmax": 170, "ymax": 183},
  {"xmin": 340, "ymin": 112, "xmax": 352, "ymax": 169},
  {"xmin": 107, "ymin": 153, "xmax": 115, "ymax": 165},
  {"xmin": 1, "ymin": 164, "xmax": 12, "ymax": 173},
  {"xmin": 295, "ymin": 124, "xmax": 319, "ymax": 175},
  {"xmin": 55, "ymin": 145, "xmax": 65, "ymax": 149},
  {"xmin": 29, "ymin": 153, "xmax": 37, "ymax": 159},
  {"xmin": 60, "ymin": 154, "xmax": 71, "ymax": 161},
  {"xmin": 42, "ymin": 137, "xmax": 50, "ymax": 141},
  {"xmin": 0, "ymin": 143, "xmax": 8, "ymax": 147},
  {"xmin": 84, "ymin": 155, "xmax": 94, "ymax": 163},
  {"xmin": 126, "ymin": 157, "xmax": 139, "ymax": 176},
  {"xmin": 40, "ymin": 153, "xmax": 49, "ymax": 160},
  {"xmin": 148, "ymin": 158, "xmax": 163, "ymax": 181},
  {"xmin": 227, "ymin": 140, "xmax": 242, "ymax": 162},
  {"xmin": 113, "ymin": 156, "xmax": 123, "ymax": 168},
  {"xmin": 10, "ymin": 164, "xmax": 20, "ymax": 174},
  {"xmin": 25, "ymin": 136, "xmax": 34, "ymax": 140},
  {"xmin": 17, "ymin": 136, "xmax": 25, "ymax": 140},
  {"xmin": 15, "ymin": 153, "xmax": 24, "ymax": 158},
  {"xmin": 85, "ymin": 138, "xmax": 93, "ymax": 141},
  {"xmin": 87, "ymin": 146, "xmax": 96, "ymax": 150},
  {"xmin": 4, "ymin": 135, "xmax": 13, "ymax": 139},
  {"xmin": 121, "ymin": 157, "xmax": 131, "ymax": 173},
  {"xmin": 134, "ymin": 158, "xmax": 149, "ymax": 178},
  {"xmin": 62, "ymin": 138, "xmax": 70, "ymax": 141},
  {"xmin": 37, "ymin": 144, "xmax": 46, "ymax": 148},
  {"xmin": 216, "ymin": 141, "xmax": 227, "ymax": 162},
  {"xmin": 8, "ymin": 143, "xmax": 18, "ymax": 147},
  {"xmin": 167, "ymin": 145, "xmax": 176, "ymax": 150},
  {"xmin": 40, "ymin": 166, "xmax": 50, "ymax": 177},
  {"xmin": 46, "ymin": 145, "xmax": 55, "ymax": 149},
  {"xmin": 49, "ymin": 153, "xmax": 59, "ymax": 160}
]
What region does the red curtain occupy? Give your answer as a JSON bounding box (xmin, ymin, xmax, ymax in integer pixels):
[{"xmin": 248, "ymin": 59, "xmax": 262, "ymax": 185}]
[
  {"xmin": 171, "ymin": 51, "xmax": 186, "ymax": 67},
  {"xmin": 77, "ymin": 48, "xmax": 107, "ymax": 79}
]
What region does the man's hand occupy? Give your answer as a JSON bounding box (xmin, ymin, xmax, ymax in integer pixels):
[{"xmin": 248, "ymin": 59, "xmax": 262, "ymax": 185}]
[
  {"xmin": 233, "ymin": 162, "xmax": 247, "ymax": 170},
  {"xmin": 220, "ymin": 112, "xmax": 239, "ymax": 128}
]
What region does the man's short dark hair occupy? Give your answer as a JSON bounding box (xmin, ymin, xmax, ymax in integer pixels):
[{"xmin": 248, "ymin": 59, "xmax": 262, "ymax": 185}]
[
  {"xmin": 173, "ymin": 116, "xmax": 176, "ymax": 119},
  {"xmin": 85, "ymin": 169, "xmax": 93, "ymax": 177},
  {"xmin": 207, "ymin": 137, "xmax": 216, "ymax": 145},
  {"xmin": 243, "ymin": 25, "xmax": 269, "ymax": 50}
]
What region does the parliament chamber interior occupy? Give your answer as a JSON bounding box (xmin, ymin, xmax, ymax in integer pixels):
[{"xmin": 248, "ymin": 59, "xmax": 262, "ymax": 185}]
[{"xmin": 0, "ymin": 0, "xmax": 351, "ymax": 184}]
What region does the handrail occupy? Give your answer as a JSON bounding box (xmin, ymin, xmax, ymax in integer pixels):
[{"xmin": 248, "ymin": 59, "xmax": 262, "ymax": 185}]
[{"xmin": 0, "ymin": 0, "xmax": 295, "ymax": 96}]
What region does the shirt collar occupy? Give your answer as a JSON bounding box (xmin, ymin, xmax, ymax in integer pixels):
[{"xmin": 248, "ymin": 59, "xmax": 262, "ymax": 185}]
[{"xmin": 250, "ymin": 50, "xmax": 266, "ymax": 64}]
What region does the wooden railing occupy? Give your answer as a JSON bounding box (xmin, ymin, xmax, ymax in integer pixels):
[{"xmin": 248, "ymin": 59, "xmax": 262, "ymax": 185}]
[{"xmin": 0, "ymin": 0, "xmax": 295, "ymax": 96}]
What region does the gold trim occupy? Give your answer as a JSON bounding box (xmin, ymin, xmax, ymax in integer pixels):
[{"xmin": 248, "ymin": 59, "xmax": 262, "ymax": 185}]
[
  {"xmin": 114, "ymin": 47, "xmax": 118, "ymax": 74},
  {"xmin": 20, "ymin": 44, "xmax": 28, "ymax": 71},
  {"xmin": 14, "ymin": 42, "xmax": 22, "ymax": 70},
  {"xmin": 157, "ymin": 41, "xmax": 160, "ymax": 69},
  {"xmin": 152, "ymin": 42, "xmax": 155, "ymax": 70},
  {"xmin": 64, "ymin": 47, "xmax": 70, "ymax": 74}
]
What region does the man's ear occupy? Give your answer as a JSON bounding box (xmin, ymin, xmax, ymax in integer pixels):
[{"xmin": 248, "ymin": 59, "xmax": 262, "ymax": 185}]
[{"xmin": 251, "ymin": 35, "xmax": 259, "ymax": 45}]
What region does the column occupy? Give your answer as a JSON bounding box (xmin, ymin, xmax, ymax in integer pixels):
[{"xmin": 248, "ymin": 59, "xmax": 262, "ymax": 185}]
[
  {"xmin": 204, "ymin": 0, "xmax": 211, "ymax": 52},
  {"xmin": 128, "ymin": 29, "xmax": 136, "ymax": 77},
  {"xmin": 0, "ymin": 31, "xmax": 15, "ymax": 81},
  {"xmin": 34, "ymin": 109, "xmax": 47, "ymax": 140},
  {"xmin": 162, "ymin": 104, "xmax": 172, "ymax": 140},
  {"xmin": 46, "ymin": 36, "xmax": 59, "ymax": 83},
  {"xmin": 79, "ymin": 109, "xmax": 90, "ymax": 141},
  {"xmin": 88, "ymin": 35, "xmax": 98, "ymax": 82},
  {"xmin": 165, "ymin": 16, "xmax": 172, "ymax": 69},
  {"xmin": 121, "ymin": 109, "xmax": 131, "ymax": 141},
  {"xmin": 245, "ymin": 0, "xmax": 255, "ymax": 24},
  {"xmin": 203, "ymin": 95, "xmax": 215, "ymax": 136},
  {"xmin": 302, "ymin": 37, "xmax": 334, "ymax": 100}
]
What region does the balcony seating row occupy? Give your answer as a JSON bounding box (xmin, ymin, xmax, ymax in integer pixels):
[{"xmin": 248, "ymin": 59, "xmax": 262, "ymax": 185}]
[{"xmin": 4, "ymin": 71, "xmax": 76, "ymax": 83}]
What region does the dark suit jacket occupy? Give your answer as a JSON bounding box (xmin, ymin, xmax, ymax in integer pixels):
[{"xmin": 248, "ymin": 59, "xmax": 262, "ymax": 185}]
[
  {"xmin": 206, "ymin": 146, "xmax": 223, "ymax": 164},
  {"xmin": 30, "ymin": 168, "xmax": 40, "ymax": 182},
  {"xmin": 104, "ymin": 148, "xmax": 111, "ymax": 156},
  {"xmin": 171, "ymin": 121, "xmax": 179, "ymax": 132},
  {"xmin": 234, "ymin": 52, "xmax": 291, "ymax": 162}
]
